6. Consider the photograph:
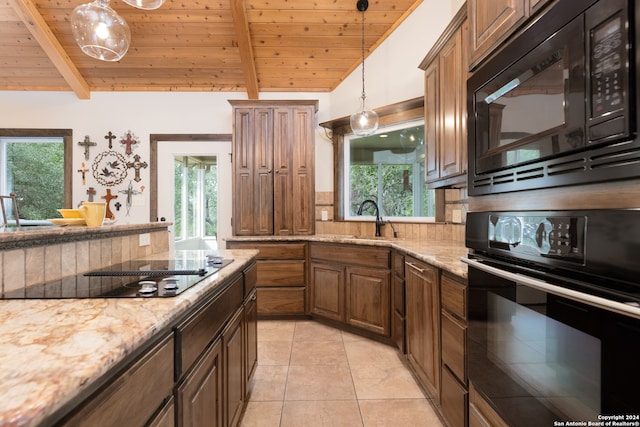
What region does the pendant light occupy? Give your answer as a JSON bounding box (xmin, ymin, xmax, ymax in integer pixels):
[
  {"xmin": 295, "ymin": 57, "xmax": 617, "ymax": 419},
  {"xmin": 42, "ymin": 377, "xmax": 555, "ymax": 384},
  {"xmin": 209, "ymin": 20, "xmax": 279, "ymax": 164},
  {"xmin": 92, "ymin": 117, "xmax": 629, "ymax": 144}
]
[
  {"xmin": 350, "ymin": 0, "xmax": 379, "ymax": 136},
  {"xmin": 71, "ymin": 0, "xmax": 130, "ymax": 62},
  {"xmin": 122, "ymin": 0, "xmax": 165, "ymax": 10}
]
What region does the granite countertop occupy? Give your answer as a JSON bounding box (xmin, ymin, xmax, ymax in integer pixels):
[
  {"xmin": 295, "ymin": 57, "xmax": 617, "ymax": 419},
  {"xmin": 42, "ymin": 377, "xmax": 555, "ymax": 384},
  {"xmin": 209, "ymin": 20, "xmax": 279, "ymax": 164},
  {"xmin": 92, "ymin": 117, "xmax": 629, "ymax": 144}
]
[
  {"xmin": 0, "ymin": 249, "xmax": 257, "ymax": 427},
  {"xmin": 227, "ymin": 234, "xmax": 470, "ymax": 278}
]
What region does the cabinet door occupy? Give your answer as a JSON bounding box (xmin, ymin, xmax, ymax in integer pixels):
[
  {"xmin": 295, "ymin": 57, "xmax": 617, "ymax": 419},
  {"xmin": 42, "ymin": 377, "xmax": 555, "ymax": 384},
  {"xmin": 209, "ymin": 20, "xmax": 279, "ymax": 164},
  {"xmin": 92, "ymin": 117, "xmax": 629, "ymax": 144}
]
[
  {"xmin": 346, "ymin": 266, "xmax": 390, "ymax": 336},
  {"xmin": 309, "ymin": 261, "xmax": 345, "ymax": 322},
  {"xmin": 223, "ymin": 308, "xmax": 244, "ymax": 427},
  {"xmin": 232, "ymin": 107, "xmax": 274, "ymax": 235},
  {"xmin": 405, "ymin": 259, "xmax": 440, "ymax": 399},
  {"xmin": 424, "ymin": 59, "xmax": 440, "ymax": 182},
  {"xmin": 273, "ymin": 108, "xmax": 294, "ymax": 235},
  {"xmin": 469, "ymin": 0, "xmax": 528, "ymax": 68},
  {"xmin": 177, "ymin": 339, "xmax": 223, "ymax": 427},
  {"xmin": 244, "ymin": 290, "xmax": 258, "ymax": 391}
]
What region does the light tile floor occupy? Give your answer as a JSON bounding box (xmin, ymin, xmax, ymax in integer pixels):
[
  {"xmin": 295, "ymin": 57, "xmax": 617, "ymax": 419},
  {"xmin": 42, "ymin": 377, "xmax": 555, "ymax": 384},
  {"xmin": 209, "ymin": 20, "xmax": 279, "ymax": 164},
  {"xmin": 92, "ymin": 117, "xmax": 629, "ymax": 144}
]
[{"xmin": 239, "ymin": 320, "xmax": 444, "ymax": 427}]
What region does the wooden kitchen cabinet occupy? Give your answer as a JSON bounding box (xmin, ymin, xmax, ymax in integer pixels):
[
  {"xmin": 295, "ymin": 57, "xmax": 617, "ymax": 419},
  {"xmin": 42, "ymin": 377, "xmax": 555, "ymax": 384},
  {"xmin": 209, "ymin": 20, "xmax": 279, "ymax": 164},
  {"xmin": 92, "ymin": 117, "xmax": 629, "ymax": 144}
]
[
  {"xmin": 61, "ymin": 334, "xmax": 174, "ymax": 427},
  {"xmin": 244, "ymin": 289, "xmax": 258, "ymax": 391},
  {"xmin": 419, "ymin": 5, "xmax": 468, "ymax": 188},
  {"xmin": 440, "ymin": 273, "xmax": 468, "ymax": 427},
  {"xmin": 405, "ymin": 256, "xmax": 440, "ymax": 399},
  {"xmin": 226, "ymin": 241, "xmax": 307, "ymax": 316},
  {"xmin": 391, "ymin": 250, "xmax": 406, "ymax": 353},
  {"xmin": 223, "ymin": 307, "xmax": 244, "ymax": 427},
  {"xmin": 309, "ymin": 243, "xmax": 391, "ymax": 336},
  {"xmin": 177, "ymin": 339, "xmax": 223, "ymax": 427},
  {"xmin": 230, "ymin": 100, "xmax": 318, "ymax": 236},
  {"xmin": 468, "ymin": 0, "xmax": 553, "ymax": 70}
]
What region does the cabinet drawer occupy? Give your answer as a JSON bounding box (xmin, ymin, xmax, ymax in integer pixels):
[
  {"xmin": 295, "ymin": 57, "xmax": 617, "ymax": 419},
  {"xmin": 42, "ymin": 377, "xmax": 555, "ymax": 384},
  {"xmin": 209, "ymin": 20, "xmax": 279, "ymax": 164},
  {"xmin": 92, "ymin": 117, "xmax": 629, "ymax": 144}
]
[
  {"xmin": 257, "ymin": 260, "xmax": 305, "ymax": 286},
  {"xmin": 441, "ymin": 274, "xmax": 467, "ymax": 320},
  {"xmin": 257, "ymin": 287, "xmax": 305, "ymax": 314},
  {"xmin": 441, "ymin": 365, "xmax": 468, "ymax": 427},
  {"xmin": 441, "ymin": 309, "xmax": 467, "ymax": 383},
  {"xmin": 310, "ymin": 243, "xmax": 390, "ymax": 269},
  {"xmin": 176, "ymin": 274, "xmax": 244, "ymax": 376},
  {"xmin": 62, "ymin": 334, "xmax": 174, "ymax": 427},
  {"xmin": 392, "ymin": 251, "xmax": 405, "ymax": 277},
  {"xmin": 244, "ymin": 262, "xmax": 257, "ymax": 298},
  {"xmin": 227, "ymin": 242, "xmax": 306, "ymax": 260}
]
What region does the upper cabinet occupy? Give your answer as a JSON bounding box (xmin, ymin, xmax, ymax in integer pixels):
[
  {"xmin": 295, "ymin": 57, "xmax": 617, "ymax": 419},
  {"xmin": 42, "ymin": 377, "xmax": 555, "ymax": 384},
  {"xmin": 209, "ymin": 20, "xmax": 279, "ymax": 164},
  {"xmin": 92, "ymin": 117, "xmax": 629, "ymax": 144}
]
[
  {"xmin": 230, "ymin": 100, "xmax": 318, "ymax": 236},
  {"xmin": 419, "ymin": 5, "xmax": 468, "ymax": 188},
  {"xmin": 468, "ymin": 0, "xmax": 553, "ymax": 69}
]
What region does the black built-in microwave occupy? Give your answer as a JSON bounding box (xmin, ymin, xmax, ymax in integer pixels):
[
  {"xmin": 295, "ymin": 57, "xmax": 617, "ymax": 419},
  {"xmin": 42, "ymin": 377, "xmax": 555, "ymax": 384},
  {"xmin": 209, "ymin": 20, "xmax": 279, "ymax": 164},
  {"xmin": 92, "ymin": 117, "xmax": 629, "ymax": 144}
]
[{"xmin": 468, "ymin": 0, "xmax": 639, "ymax": 195}]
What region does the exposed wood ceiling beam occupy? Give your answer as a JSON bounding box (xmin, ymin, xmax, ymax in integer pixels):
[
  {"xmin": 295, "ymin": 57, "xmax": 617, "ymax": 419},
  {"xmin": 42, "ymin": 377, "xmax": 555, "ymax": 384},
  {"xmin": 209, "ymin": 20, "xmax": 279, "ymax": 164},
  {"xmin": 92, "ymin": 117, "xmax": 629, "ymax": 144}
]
[
  {"xmin": 8, "ymin": 0, "xmax": 91, "ymax": 99},
  {"xmin": 231, "ymin": 0, "xmax": 259, "ymax": 99}
]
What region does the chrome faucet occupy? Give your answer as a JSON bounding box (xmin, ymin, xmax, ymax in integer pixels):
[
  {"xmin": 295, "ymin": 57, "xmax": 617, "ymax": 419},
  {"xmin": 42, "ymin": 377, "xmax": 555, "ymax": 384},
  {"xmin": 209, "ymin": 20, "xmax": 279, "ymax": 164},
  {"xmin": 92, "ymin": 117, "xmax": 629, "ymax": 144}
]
[{"xmin": 357, "ymin": 199, "xmax": 384, "ymax": 237}]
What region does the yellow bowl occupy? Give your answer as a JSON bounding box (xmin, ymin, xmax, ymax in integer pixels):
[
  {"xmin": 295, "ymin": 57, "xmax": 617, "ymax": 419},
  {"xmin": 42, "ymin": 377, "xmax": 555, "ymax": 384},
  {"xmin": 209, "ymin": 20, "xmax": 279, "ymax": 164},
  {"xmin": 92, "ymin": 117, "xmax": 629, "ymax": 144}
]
[{"xmin": 57, "ymin": 209, "xmax": 82, "ymax": 219}]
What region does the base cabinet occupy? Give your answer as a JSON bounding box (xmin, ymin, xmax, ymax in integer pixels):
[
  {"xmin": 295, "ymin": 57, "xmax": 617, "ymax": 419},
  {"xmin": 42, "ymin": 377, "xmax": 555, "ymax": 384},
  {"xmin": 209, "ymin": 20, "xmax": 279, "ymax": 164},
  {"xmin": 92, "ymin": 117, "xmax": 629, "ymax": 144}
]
[
  {"xmin": 309, "ymin": 243, "xmax": 391, "ymax": 336},
  {"xmin": 223, "ymin": 308, "xmax": 245, "ymax": 427},
  {"xmin": 226, "ymin": 241, "xmax": 306, "ymax": 316},
  {"xmin": 405, "ymin": 257, "xmax": 440, "ymax": 400},
  {"xmin": 177, "ymin": 340, "xmax": 223, "ymax": 427}
]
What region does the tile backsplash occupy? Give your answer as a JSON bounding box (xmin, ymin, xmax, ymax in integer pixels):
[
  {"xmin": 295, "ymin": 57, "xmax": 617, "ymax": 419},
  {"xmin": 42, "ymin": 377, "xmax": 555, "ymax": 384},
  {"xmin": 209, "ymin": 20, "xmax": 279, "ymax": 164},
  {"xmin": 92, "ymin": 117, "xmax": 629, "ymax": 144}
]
[{"xmin": 315, "ymin": 189, "xmax": 467, "ymax": 243}]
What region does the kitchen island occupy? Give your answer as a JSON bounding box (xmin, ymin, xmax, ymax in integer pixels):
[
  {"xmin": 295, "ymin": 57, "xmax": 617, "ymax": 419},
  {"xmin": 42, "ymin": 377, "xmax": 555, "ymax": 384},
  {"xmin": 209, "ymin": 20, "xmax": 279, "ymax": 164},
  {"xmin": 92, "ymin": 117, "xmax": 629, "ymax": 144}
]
[{"xmin": 0, "ymin": 248, "xmax": 257, "ymax": 427}]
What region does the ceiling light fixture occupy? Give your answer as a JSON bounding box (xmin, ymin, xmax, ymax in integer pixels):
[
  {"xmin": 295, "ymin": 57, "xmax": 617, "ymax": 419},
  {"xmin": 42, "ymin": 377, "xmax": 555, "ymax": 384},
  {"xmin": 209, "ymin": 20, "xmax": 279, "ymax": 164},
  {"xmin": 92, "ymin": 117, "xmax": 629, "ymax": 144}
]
[
  {"xmin": 71, "ymin": 0, "xmax": 130, "ymax": 62},
  {"xmin": 350, "ymin": 0, "xmax": 379, "ymax": 137}
]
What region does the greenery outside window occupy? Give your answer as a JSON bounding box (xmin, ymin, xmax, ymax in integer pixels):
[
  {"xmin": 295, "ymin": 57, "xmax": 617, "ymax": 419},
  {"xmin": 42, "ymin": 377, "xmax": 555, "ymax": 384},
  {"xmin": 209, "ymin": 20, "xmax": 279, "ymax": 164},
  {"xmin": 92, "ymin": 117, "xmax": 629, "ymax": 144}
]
[
  {"xmin": 0, "ymin": 132, "xmax": 70, "ymax": 221},
  {"xmin": 173, "ymin": 156, "xmax": 218, "ymax": 243},
  {"xmin": 344, "ymin": 119, "xmax": 435, "ymax": 221}
]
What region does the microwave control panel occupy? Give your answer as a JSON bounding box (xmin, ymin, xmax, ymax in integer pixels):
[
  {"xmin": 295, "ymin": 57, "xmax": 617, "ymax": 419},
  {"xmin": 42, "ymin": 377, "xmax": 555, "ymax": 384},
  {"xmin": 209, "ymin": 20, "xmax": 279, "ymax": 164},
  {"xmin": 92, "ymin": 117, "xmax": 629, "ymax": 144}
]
[{"xmin": 590, "ymin": 13, "xmax": 625, "ymax": 117}]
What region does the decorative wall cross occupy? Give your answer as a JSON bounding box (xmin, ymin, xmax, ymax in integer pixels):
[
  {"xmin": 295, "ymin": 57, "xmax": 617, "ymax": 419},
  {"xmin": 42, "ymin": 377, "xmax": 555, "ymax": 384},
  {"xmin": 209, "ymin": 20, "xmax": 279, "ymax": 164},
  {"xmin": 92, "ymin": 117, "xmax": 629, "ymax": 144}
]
[
  {"xmin": 78, "ymin": 135, "xmax": 96, "ymax": 160},
  {"xmin": 104, "ymin": 131, "xmax": 116, "ymax": 149},
  {"xmin": 120, "ymin": 131, "xmax": 139, "ymax": 156},
  {"xmin": 77, "ymin": 162, "xmax": 89, "ymax": 185},
  {"xmin": 119, "ymin": 181, "xmax": 141, "ymax": 216},
  {"xmin": 86, "ymin": 187, "xmax": 96, "ymax": 202},
  {"xmin": 101, "ymin": 189, "xmax": 118, "ymax": 220},
  {"xmin": 114, "ymin": 202, "xmax": 122, "ymax": 212},
  {"xmin": 126, "ymin": 154, "xmax": 148, "ymax": 182}
]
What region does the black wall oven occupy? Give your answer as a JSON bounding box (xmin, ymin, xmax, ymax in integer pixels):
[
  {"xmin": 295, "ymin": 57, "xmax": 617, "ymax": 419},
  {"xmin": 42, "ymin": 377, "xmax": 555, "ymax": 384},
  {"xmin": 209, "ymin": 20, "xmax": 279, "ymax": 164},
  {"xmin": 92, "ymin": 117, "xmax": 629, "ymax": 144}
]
[
  {"xmin": 464, "ymin": 210, "xmax": 640, "ymax": 425},
  {"xmin": 468, "ymin": 0, "xmax": 640, "ymax": 195}
]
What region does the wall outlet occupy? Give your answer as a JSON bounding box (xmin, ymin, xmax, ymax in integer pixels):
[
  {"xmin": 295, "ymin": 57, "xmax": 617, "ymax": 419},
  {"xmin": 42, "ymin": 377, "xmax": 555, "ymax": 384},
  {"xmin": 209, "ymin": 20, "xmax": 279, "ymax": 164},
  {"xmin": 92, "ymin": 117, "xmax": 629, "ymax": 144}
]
[
  {"xmin": 321, "ymin": 210, "xmax": 328, "ymax": 221},
  {"xmin": 452, "ymin": 209, "xmax": 462, "ymax": 224},
  {"xmin": 139, "ymin": 233, "xmax": 151, "ymax": 246}
]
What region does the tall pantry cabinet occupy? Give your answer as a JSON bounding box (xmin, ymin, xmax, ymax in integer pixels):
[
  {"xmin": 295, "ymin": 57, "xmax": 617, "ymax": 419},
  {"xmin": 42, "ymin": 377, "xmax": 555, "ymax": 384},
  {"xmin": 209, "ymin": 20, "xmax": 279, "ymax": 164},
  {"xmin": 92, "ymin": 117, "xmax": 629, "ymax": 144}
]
[{"xmin": 229, "ymin": 100, "xmax": 318, "ymax": 236}]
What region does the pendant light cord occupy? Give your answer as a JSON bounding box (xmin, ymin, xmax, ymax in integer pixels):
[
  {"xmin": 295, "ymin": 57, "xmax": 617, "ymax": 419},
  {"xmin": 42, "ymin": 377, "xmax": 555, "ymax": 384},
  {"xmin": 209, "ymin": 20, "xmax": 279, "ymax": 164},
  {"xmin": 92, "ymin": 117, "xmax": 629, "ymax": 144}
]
[{"xmin": 360, "ymin": 7, "xmax": 366, "ymax": 106}]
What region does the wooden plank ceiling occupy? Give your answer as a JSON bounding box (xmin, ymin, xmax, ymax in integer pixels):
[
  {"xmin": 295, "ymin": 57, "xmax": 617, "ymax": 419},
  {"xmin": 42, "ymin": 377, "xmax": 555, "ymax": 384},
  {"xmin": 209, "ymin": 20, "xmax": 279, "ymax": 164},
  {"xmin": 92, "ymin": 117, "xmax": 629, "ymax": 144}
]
[{"xmin": 0, "ymin": 0, "xmax": 422, "ymax": 99}]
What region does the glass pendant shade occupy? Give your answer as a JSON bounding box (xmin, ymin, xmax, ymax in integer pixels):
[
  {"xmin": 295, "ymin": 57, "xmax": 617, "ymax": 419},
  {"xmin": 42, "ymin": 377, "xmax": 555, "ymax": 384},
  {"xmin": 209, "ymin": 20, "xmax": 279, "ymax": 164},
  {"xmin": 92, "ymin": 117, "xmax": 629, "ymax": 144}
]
[
  {"xmin": 71, "ymin": 0, "xmax": 130, "ymax": 62},
  {"xmin": 122, "ymin": 0, "xmax": 165, "ymax": 10},
  {"xmin": 350, "ymin": 106, "xmax": 379, "ymax": 136}
]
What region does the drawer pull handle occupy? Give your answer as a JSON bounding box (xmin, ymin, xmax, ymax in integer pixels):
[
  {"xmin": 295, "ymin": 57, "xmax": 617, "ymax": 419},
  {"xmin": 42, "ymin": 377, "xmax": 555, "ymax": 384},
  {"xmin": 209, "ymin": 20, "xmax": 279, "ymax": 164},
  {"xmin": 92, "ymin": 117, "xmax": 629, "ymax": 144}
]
[{"xmin": 406, "ymin": 262, "xmax": 425, "ymax": 273}]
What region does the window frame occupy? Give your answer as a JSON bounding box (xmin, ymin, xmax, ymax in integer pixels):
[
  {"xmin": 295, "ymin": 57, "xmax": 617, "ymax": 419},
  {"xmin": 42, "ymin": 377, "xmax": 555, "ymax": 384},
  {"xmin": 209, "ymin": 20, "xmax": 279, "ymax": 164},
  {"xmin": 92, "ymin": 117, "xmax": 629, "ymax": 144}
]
[
  {"xmin": 320, "ymin": 97, "xmax": 445, "ymax": 222},
  {"xmin": 0, "ymin": 128, "xmax": 73, "ymax": 210}
]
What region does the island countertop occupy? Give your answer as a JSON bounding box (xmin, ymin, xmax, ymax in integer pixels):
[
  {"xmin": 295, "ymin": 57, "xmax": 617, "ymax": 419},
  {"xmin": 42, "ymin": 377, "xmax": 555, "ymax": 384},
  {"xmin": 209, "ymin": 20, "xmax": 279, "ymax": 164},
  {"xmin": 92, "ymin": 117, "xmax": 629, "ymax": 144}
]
[{"xmin": 0, "ymin": 249, "xmax": 257, "ymax": 427}]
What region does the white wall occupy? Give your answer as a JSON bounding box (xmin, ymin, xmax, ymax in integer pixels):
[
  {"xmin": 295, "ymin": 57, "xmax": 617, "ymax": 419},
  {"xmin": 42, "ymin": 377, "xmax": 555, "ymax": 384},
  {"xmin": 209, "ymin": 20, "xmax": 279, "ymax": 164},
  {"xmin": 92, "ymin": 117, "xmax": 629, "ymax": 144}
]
[{"xmin": 0, "ymin": 0, "xmax": 464, "ymax": 224}]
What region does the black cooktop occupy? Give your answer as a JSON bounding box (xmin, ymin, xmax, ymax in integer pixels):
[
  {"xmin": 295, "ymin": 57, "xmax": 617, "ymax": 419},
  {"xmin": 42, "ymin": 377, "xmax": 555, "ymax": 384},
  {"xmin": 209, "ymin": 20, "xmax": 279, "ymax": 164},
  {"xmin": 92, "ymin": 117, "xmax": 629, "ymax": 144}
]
[{"xmin": 3, "ymin": 258, "xmax": 233, "ymax": 299}]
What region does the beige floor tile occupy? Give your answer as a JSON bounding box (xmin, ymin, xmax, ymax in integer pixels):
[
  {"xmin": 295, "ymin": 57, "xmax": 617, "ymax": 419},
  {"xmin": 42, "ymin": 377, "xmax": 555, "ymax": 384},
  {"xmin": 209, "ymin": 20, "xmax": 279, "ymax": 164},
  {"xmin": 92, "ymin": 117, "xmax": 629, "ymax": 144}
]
[
  {"xmin": 293, "ymin": 320, "xmax": 344, "ymax": 342},
  {"xmin": 246, "ymin": 365, "xmax": 289, "ymax": 401},
  {"xmin": 290, "ymin": 340, "xmax": 349, "ymax": 366},
  {"xmin": 285, "ymin": 364, "xmax": 356, "ymax": 401},
  {"xmin": 281, "ymin": 400, "xmax": 363, "ymax": 427},
  {"xmin": 258, "ymin": 340, "xmax": 292, "ymax": 366},
  {"xmin": 240, "ymin": 401, "xmax": 283, "ymax": 427},
  {"xmin": 350, "ymin": 364, "xmax": 426, "ymax": 399},
  {"xmin": 358, "ymin": 399, "xmax": 444, "ymax": 427},
  {"xmin": 258, "ymin": 320, "xmax": 296, "ymax": 342},
  {"xmin": 343, "ymin": 338, "xmax": 405, "ymax": 368}
]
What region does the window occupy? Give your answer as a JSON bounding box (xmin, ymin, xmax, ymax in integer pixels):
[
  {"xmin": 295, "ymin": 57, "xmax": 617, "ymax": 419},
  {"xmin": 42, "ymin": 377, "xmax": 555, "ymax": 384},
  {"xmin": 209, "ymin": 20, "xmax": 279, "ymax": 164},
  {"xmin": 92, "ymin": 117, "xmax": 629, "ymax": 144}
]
[
  {"xmin": 173, "ymin": 156, "xmax": 218, "ymax": 243},
  {"xmin": 344, "ymin": 119, "xmax": 435, "ymax": 221},
  {"xmin": 0, "ymin": 135, "xmax": 68, "ymax": 220}
]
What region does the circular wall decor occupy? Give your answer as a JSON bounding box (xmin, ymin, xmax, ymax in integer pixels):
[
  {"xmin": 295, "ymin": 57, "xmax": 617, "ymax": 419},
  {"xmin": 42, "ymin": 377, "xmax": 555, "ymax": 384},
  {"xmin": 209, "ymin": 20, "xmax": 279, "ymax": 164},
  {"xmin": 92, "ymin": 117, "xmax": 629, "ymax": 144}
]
[{"xmin": 92, "ymin": 150, "xmax": 128, "ymax": 186}]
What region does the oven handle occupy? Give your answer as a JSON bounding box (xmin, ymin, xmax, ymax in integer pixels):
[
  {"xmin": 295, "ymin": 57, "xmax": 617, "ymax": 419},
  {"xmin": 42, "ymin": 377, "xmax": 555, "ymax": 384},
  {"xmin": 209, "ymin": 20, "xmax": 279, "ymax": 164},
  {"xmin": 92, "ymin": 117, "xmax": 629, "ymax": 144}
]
[{"xmin": 462, "ymin": 257, "xmax": 640, "ymax": 320}]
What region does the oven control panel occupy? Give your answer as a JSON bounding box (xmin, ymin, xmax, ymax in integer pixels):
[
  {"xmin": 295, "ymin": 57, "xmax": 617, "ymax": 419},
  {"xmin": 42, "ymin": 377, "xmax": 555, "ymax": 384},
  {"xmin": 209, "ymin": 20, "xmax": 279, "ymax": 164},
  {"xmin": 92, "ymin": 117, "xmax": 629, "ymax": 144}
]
[{"xmin": 488, "ymin": 214, "xmax": 586, "ymax": 262}]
